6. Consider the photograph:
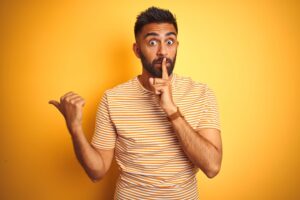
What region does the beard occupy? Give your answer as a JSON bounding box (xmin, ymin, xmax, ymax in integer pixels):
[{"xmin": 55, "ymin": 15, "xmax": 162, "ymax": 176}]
[{"xmin": 139, "ymin": 51, "xmax": 177, "ymax": 78}]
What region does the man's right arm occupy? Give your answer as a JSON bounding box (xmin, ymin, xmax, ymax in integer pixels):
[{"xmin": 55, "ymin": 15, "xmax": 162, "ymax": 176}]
[
  {"xmin": 70, "ymin": 126, "xmax": 114, "ymax": 182},
  {"xmin": 49, "ymin": 91, "xmax": 114, "ymax": 182}
]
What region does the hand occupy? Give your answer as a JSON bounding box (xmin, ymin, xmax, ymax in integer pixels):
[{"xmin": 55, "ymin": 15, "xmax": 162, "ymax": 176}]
[
  {"xmin": 49, "ymin": 91, "xmax": 85, "ymax": 134},
  {"xmin": 149, "ymin": 58, "xmax": 177, "ymax": 115}
]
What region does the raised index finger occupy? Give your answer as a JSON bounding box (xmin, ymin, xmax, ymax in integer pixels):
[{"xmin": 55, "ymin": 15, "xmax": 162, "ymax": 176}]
[{"xmin": 162, "ymin": 57, "xmax": 168, "ymax": 80}]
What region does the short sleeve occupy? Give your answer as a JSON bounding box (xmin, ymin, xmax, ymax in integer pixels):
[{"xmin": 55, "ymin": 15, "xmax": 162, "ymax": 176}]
[
  {"xmin": 195, "ymin": 85, "xmax": 221, "ymax": 131},
  {"xmin": 90, "ymin": 91, "xmax": 117, "ymax": 150}
]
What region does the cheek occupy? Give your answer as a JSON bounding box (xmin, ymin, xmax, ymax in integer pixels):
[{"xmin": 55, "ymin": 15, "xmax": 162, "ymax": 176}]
[
  {"xmin": 169, "ymin": 45, "xmax": 178, "ymax": 53},
  {"xmin": 142, "ymin": 46, "xmax": 157, "ymax": 54},
  {"xmin": 141, "ymin": 47, "xmax": 157, "ymax": 60},
  {"xmin": 170, "ymin": 47, "xmax": 178, "ymax": 57}
]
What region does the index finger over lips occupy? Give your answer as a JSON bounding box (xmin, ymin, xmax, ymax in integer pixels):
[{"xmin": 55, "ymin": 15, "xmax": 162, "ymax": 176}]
[{"xmin": 162, "ymin": 57, "xmax": 168, "ymax": 80}]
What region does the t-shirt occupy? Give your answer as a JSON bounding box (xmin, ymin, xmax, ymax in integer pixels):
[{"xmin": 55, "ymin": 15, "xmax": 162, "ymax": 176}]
[{"xmin": 90, "ymin": 73, "xmax": 221, "ymax": 199}]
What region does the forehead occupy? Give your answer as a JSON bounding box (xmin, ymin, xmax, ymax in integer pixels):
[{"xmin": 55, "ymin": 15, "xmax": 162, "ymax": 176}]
[{"xmin": 138, "ymin": 23, "xmax": 177, "ymax": 39}]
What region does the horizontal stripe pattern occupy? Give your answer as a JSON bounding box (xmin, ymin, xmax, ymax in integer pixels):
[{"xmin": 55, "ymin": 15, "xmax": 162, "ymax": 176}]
[{"xmin": 91, "ymin": 73, "xmax": 220, "ymax": 199}]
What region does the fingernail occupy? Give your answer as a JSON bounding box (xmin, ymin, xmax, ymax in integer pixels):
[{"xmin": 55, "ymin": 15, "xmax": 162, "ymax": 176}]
[{"xmin": 149, "ymin": 77, "xmax": 153, "ymax": 84}]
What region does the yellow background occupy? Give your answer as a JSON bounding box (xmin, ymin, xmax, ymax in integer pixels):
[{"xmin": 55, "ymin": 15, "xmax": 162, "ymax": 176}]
[{"xmin": 1, "ymin": 1, "xmax": 299, "ymax": 199}]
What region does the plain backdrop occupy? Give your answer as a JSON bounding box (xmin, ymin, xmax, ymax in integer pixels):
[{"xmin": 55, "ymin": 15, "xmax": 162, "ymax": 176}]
[{"xmin": 1, "ymin": 0, "xmax": 299, "ymax": 199}]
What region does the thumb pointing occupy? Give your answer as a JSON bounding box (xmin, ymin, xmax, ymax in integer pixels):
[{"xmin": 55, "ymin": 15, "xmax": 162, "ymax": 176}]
[{"xmin": 48, "ymin": 100, "xmax": 60, "ymax": 110}]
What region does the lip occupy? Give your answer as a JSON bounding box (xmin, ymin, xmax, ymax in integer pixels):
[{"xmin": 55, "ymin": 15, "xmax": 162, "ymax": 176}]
[
  {"xmin": 154, "ymin": 64, "xmax": 170, "ymax": 69},
  {"xmin": 154, "ymin": 62, "xmax": 170, "ymax": 65}
]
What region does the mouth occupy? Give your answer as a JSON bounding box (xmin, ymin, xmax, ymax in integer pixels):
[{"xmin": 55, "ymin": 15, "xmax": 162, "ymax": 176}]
[
  {"xmin": 154, "ymin": 61, "xmax": 171, "ymax": 66},
  {"xmin": 154, "ymin": 63, "xmax": 170, "ymax": 69}
]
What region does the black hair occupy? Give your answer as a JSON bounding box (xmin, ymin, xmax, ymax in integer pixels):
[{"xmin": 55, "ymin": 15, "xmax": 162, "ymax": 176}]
[{"xmin": 134, "ymin": 6, "xmax": 178, "ymax": 38}]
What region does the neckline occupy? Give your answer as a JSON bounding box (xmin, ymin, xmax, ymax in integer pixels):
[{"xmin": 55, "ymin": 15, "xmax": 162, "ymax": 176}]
[{"xmin": 135, "ymin": 73, "xmax": 177, "ymax": 95}]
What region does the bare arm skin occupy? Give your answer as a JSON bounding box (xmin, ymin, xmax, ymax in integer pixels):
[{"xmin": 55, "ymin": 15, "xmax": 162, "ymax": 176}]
[
  {"xmin": 169, "ymin": 116, "xmax": 222, "ymax": 178},
  {"xmin": 70, "ymin": 126, "xmax": 115, "ymax": 182},
  {"xmin": 49, "ymin": 92, "xmax": 114, "ymax": 182}
]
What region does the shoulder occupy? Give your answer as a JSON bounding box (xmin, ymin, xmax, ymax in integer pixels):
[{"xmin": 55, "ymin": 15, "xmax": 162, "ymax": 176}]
[
  {"xmin": 103, "ymin": 77, "xmax": 138, "ymax": 97},
  {"xmin": 174, "ymin": 73, "xmax": 211, "ymax": 96}
]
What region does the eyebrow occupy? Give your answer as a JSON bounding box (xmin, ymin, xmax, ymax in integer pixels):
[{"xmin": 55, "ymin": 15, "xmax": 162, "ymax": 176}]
[{"xmin": 143, "ymin": 32, "xmax": 177, "ymax": 39}]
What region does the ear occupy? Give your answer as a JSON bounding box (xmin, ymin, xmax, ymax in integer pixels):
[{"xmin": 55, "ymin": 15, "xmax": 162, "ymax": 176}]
[{"xmin": 133, "ymin": 43, "xmax": 141, "ymax": 58}]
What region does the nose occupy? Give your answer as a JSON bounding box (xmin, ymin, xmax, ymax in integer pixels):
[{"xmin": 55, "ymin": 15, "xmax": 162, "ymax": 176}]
[{"xmin": 157, "ymin": 43, "xmax": 168, "ymax": 57}]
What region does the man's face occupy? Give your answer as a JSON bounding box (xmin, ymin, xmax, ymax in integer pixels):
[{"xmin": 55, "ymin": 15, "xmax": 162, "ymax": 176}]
[{"xmin": 135, "ymin": 23, "xmax": 178, "ymax": 78}]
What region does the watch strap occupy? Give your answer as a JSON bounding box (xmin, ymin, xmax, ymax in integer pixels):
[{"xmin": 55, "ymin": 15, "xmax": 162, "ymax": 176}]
[{"xmin": 167, "ymin": 107, "xmax": 184, "ymax": 121}]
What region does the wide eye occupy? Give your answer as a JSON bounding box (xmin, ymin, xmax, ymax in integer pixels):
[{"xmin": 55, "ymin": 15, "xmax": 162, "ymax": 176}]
[
  {"xmin": 166, "ymin": 39, "xmax": 174, "ymax": 45},
  {"xmin": 149, "ymin": 40, "xmax": 157, "ymax": 46}
]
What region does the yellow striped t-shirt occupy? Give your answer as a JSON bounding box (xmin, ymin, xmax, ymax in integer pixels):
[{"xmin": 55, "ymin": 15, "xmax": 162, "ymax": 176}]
[{"xmin": 91, "ymin": 73, "xmax": 220, "ymax": 199}]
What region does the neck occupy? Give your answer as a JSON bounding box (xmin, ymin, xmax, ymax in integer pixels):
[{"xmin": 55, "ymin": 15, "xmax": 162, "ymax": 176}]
[{"xmin": 138, "ymin": 69, "xmax": 173, "ymax": 92}]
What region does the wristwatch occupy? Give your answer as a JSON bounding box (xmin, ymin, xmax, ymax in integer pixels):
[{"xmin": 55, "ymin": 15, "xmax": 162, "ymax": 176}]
[{"xmin": 167, "ymin": 107, "xmax": 184, "ymax": 121}]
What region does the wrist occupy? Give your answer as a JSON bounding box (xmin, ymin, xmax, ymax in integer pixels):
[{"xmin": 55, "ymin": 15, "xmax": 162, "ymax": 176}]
[
  {"xmin": 166, "ymin": 106, "xmax": 184, "ymax": 122},
  {"xmin": 164, "ymin": 104, "xmax": 178, "ymax": 116},
  {"xmin": 68, "ymin": 122, "xmax": 83, "ymax": 136}
]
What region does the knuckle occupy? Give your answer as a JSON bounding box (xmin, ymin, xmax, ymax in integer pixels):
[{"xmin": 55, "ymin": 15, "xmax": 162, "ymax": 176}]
[
  {"xmin": 75, "ymin": 103, "xmax": 82, "ymax": 108},
  {"xmin": 65, "ymin": 92, "xmax": 72, "ymax": 97},
  {"xmin": 74, "ymin": 97, "xmax": 82, "ymax": 103}
]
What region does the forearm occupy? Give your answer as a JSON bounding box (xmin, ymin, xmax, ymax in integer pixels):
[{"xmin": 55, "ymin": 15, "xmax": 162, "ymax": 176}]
[
  {"xmin": 170, "ymin": 116, "xmax": 221, "ymax": 178},
  {"xmin": 70, "ymin": 126, "xmax": 105, "ymax": 181}
]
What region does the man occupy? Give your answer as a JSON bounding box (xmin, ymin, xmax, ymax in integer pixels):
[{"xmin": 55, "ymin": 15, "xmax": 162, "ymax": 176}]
[{"xmin": 49, "ymin": 6, "xmax": 222, "ymax": 199}]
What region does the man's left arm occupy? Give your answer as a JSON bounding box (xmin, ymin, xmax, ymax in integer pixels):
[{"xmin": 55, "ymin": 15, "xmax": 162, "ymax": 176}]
[
  {"xmin": 168, "ymin": 112, "xmax": 222, "ymax": 178},
  {"xmin": 149, "ymin": 58, "xmax": 222, "ymax": 178}
]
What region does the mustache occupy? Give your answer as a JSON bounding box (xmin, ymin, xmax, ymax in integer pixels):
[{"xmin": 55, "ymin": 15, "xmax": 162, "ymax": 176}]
[{"xmin": 152, "ymin": 57, "xmax": 173, "ymax": 65}]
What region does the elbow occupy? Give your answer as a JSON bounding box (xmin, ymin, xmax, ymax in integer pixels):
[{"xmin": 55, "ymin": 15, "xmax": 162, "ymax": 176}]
[
  {"xmin": 90, "ymin": 174, "xmax": 104, "ymax": 183},
  {"xmin": 91, "ymin": 177, "xmax": 101, "ymax": 183},
  {"xmin": 204, "ymin": 163, "xmax": 221, "ymax": 179},
  {"xmin": 204, "ymin": 152, "xmax": 222, "ymax": 178},
  {"xmin": 88, "ymin": 169, "xmax": 106, "ymax": 183}
]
